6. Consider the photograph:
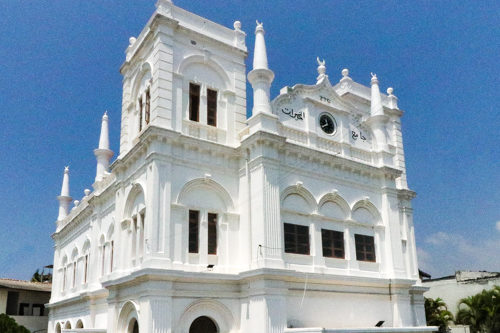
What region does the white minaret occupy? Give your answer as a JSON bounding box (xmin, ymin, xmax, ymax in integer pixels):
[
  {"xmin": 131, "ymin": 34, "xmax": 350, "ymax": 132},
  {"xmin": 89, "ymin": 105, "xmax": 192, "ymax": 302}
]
[
  {"xmin": 367, "ymin": 74, "xmax": 389, "ymax": 152},
  {"xmin": 94, "ymin": 112, "xmax": 114, "ymax": 182},
  {"xmin": 57, "ymin": 166, "xmax": 72, "ymax": 221},
  {"xmin": 247, "ymin": 21, "xmax": 274, "ymax": 116}
]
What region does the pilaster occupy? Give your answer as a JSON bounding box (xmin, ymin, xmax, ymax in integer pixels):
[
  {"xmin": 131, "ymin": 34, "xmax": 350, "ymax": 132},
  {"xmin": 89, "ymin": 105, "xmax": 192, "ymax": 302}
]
[
  {"xmin": 247, "ymin": 279, "xmax": 287, "ymax": 333},
  {"xmin": 151, "ymin": 26, "xmax": 175, "ymax": 130}
]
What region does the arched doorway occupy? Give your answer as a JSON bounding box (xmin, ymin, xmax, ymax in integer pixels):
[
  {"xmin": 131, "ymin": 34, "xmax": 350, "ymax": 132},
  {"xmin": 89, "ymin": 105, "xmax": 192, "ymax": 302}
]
[
  {"xmin": 189, "ymin": 316, "xmax": 218, "ymax": 333},
  {"xmin": 128, "ymin": 318, "xmax": 139, "ymax": 333}
]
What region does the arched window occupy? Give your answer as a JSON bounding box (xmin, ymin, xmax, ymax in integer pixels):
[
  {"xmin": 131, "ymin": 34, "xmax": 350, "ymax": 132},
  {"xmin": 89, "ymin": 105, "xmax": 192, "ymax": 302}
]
[
  {"xmin": 64, "ymin": 321, "xmax": 71, "ymax": 329},
  {"xmin": 82, "ymin": 239, "xmax": 91, "ymax": 284},
  {"xmin": 189, "ymin": 316, "xmax": 218, "ymax": 333},
  {"xmin": 129, "ymin": 319, "xmax": 139, "ymax": 333},
  {"xmin": 133, "ymin": 69, "xmax": 152, "ymax": 135},
  {"xmin": 60, "ymin": 255, "xmax": 68, "ymax": 292},
  {"xmin": 178, "ymin": 179, "xmax": 233, "ymax": 262},
  {"xmin": 55, "ymin": 322, "xmax": 62, "ymax": 333},
  {"xmin": 99, "ymin": 235, "xmax": 106, "ymax": 276},
  {"xmin": 71, "ymin": 248, "xmax": 78, "ymax": 288},
  {"xmin": 124, "ymin": 185, "xmax": 146, "ymax": 267},
  {"xmin": 76, "ymin": 319, "xmax": 84, "ymax": 328}
]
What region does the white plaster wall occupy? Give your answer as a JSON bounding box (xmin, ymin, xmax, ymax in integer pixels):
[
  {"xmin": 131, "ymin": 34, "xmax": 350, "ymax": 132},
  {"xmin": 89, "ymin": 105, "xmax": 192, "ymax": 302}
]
[{"xmin": 424, "ymin": 278, "xmax": 500, "ymax": 314}]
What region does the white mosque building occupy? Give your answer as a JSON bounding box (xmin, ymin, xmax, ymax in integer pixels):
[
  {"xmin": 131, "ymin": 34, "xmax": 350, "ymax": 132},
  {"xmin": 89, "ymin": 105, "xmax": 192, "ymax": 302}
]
[{"xmin": 47, "ymin": 1, "xmax": 435, "ymax": 332}]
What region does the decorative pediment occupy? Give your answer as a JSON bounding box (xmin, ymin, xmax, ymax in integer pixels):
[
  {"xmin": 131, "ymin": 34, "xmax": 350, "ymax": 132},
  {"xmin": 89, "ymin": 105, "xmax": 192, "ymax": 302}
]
[{"xmin": 272, "ymin": 75, "xmax": 363, "ymax": 121}]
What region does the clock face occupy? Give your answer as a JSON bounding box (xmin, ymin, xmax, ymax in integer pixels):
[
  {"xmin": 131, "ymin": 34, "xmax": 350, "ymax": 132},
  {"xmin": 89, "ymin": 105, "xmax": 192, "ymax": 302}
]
[{"xmin": 319, "ymin": 113, "xmax": 336, "ymax": 135}]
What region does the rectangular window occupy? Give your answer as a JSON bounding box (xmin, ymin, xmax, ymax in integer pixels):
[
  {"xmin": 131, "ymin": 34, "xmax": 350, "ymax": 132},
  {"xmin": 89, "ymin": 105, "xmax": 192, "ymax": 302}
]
[
  {"xmin": 284, "ymin": 223, "xmax": 310, "ymax": 255},
  {"xmin": 63, "ymin": 267, "xmax": 67, "ymax": 290},
  {"xmin": 18, "ymin": 303, "xmax": 29, "ymax": 316},
  {"xmin": 132, "ymin": 216, "xmax": 137, "ymax": 261},
  {"xmin": 72, "ymin": 261, "xmax": 76, "ymax": 287},
  {"xmin": 101, "ymin": 245, "xmax": 106, "ymax": 276},
  {"xmin": 6, "ymin": 291, "xmax": 19, "ymax": 315},
  {"xmin": 138, "ymin": 97, "xmax": 143, "ymax": 131},
  {"xmin": 355, "ymin": 234, "xmax": 376, "ymax": 262},
  {"xmin": 145, "ymin": 88, "xmax": 150, "ymax": 125},
  {"xmin": 139, "ymin": 212, "xmax": 145, "ymax": 257},
  {"xmin": 321, "ymin": 229, "xmax": 345, "ymax": 258},
  {"xmin": 189, "ymin": 83, "xmax": 200, "ymax": 122},
  {"xmin": 189, "ymin": 210, "xmax": 199, "ymax": 253},
  {"xmin": 207, "ymin": 213, "xmax": 217, "ymax": 255},
  {"xmin": 207, "ymin": 89, "xmax": 217, "ymax": 126},
  {"xmin": 110, "ymin": 240, "xmax": 114, "ymax": 272},
  {"xmin": 32, "ymin": 304, "xmax": 44, "ymax": 316},
  {"xmin": 84, "ymin": 254, "xmax": 88, "ymax": 283}
]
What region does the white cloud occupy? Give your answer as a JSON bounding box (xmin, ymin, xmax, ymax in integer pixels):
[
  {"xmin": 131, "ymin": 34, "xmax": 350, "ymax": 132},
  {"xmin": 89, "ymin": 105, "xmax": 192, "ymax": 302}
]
[
  {"xmin": 418, "ymin": 228, "xmax": 500, "ymax": 278},
  {"xmin": 425, "ymin": 231, "xmax": 452, "ymax": 245}
]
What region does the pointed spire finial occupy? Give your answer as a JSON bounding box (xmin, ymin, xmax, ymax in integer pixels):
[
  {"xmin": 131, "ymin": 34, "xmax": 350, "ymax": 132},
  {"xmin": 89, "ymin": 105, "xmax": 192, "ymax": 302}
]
[
  {"xmin": 57, "ymin": 166, "xmax": 72, "ymax": 221},
  {"xmin": 60, "ymin": 166, "xmax": 70, "ymax": 197},
  {"xmin": 367, "ymin": 73, "xmax": 390, "ymax": 153},
  {"xmin": 94, "ymin": 112, "xmax": 114, "ymax": 182},
  {"xmin": 98, "ymin": 111, "xmax": 110, "ymax": 150},
  {"xmin": 252, "ymin": 21, "xmax": 269, "ymax": 70},
  {"xmin": 247, "ymin": 20, "xmax": 275, "ymax": 117},
  {"xmin": 370, "ymin": 73, "xmax": 384, "ymax": 117}
]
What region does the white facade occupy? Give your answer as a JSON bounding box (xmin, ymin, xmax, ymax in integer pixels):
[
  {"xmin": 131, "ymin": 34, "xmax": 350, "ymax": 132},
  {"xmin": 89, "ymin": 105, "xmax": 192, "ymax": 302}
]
[
  {"xmin": 424, "ymin": 271, "xmax": 500, "ymax": 315},
  {"xmin": 47, "ymin": 1, "xmax": 434, "ymax": 332}
]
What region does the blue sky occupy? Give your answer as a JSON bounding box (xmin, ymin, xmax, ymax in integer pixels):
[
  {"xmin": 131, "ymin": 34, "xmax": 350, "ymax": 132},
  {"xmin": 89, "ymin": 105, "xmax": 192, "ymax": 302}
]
[{"xmin": 0, "ymin": 1, "xmax": 498, "ymax": 280}]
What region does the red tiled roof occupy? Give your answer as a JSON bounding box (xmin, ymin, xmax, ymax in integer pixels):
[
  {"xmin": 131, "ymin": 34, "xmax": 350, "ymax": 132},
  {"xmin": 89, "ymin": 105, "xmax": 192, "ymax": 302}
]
[{"xmin": 0, "ymin": 278, "xmax": 52, "ymax": 292}]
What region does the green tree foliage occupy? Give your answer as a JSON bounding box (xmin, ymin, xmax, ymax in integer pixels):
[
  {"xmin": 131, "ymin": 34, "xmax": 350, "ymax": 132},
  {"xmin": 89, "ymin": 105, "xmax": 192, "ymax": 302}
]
[
  {"xmin": 425, "ymin": 297, "xmax": 454, "ymax": 333},
  {"xmin": 31, "ymin": 268, "xmax": 52, "ymax": 283},
  {"xmin": 0, "ymin": 314, "xmax": 30, "ymax": 333},
  {"xmin": 456, "ymin": 285, "xmax": 500, "ymax": 333}
]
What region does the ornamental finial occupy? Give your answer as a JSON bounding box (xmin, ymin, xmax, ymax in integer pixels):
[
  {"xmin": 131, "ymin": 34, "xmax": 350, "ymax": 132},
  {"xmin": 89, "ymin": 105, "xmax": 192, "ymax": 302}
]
[
  {"xmin": 317, "ymin": 57, "xmax": 326, "ymax": 74},
  {"xmin": 316, "ymin": 57, "xmax": 327, "ymax": 83},
  {"xmin": 256, "ymin": 20, "xmax": 264, "ymax": 33}
]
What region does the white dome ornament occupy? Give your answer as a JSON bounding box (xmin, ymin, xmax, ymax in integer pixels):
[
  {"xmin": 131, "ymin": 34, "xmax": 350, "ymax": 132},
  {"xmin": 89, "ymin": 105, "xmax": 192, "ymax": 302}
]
[
  {"xmin": 316, "ymin": 57, "xmax": 327, "ymax": 84},
  {"xmin": 233, "ymin": 20, "xmax": 242, "ymax": 31},
  {"xmin": 387, "ymin": 87, "xmax": 398, "ymax": 109}
]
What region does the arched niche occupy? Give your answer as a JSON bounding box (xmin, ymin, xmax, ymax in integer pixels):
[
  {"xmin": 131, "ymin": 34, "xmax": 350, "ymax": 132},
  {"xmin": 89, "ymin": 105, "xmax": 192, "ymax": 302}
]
[
  {"xmin": 55, "ymin": 322, "xmax": 62, "ymax": 333},
  {"xmin": 99, "ymin": 234, "xmax": 106, "ymax": 246},
  {"xmin": 71, "ymin": 247, "xmax": 79, "ymax": 261},
  {"xmin": 61, "ymin": 254, "xmax": 68, "ymax": 267},
  {"xmin": 281, "ymin": 185, "xmax": 317, "ymax": 214},
  {"xmin": 177, "ymin": 299, "xmax": 234, "ymax": 333},
  {"xmin": 177, "ymin": 178, "xmax": 234, "ymax": 212},
  {"xmin": 117, "ymin": 301, "xmax": 140, "ymax": 333},
  {"xmin": 351, "ymin": 200, "xmax": 381, "ymax": 225},
  {"xmin": 76, "ymin": 319, "xmax": 84, "ymax": 328},
  {"xmin": 124, "ymin": 183, "xmax": 146, "ymax": 219},
  {"xmin": 318, "ymin": 193, "xmax": 350, "ymax": 220},
  {"xmin": 190, "ymin": 316, "xmax": 218, "ymax": 333},
  {"xmin": 64, "ymin": 321, "xmax": 72, "ymax": 329},
  {"xmin": 177, "ymin": 55, "xmax": 230, "ymax": 90},
  {"xmin": 82, "ymin": 238, "xmax": 91, "ymax": 254},
  {"xmin": 107, "ymin": 223, "xmax": 115, "ymax": 240},
  {"xmin": 131, "ymin": 63, "xmax": 153, "ymax": 100}
]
